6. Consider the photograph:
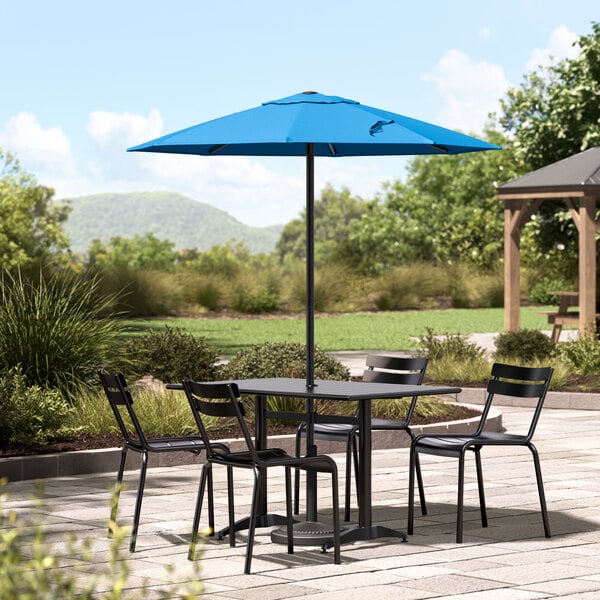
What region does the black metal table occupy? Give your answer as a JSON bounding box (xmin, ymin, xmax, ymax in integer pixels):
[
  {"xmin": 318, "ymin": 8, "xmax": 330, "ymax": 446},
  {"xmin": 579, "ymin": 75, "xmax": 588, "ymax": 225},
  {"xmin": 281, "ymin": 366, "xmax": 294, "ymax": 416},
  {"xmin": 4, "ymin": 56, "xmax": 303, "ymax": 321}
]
[{"xmin": 224, "ymin": 377, "xmax": 461, "ymax": 548}]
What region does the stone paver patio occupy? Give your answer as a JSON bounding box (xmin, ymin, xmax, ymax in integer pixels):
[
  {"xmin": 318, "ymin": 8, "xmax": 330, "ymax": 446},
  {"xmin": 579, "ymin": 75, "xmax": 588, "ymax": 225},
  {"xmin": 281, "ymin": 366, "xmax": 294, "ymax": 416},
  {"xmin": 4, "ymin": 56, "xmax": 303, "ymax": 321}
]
[{"xmin": 4, "ymin": 402, "xmax": 600, "ymax": 598}]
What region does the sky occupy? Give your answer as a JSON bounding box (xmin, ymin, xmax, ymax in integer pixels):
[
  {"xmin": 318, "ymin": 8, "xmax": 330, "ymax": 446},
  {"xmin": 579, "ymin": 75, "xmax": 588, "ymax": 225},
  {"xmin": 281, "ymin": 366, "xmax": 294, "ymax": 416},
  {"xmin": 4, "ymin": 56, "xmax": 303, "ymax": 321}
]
[{"xmin": 0, "ymin": 1, "xmax": 597, "ymax": 227}]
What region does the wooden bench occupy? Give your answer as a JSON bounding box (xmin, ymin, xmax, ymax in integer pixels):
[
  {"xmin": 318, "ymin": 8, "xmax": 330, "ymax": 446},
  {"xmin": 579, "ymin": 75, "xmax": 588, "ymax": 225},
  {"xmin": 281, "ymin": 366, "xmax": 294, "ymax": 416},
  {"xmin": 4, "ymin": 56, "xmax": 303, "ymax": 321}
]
[{"xmin": 538, "ymin": 291, "xmax": 599, "ymax": 342}]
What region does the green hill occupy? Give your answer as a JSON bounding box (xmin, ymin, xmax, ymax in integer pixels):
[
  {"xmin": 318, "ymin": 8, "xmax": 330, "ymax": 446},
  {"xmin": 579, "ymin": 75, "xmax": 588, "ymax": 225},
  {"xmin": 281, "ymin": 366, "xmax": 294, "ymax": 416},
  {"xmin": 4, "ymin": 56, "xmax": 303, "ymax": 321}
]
[{"xmin": 61, "ymin": 191, "xmax": 283, "ymax": 254}]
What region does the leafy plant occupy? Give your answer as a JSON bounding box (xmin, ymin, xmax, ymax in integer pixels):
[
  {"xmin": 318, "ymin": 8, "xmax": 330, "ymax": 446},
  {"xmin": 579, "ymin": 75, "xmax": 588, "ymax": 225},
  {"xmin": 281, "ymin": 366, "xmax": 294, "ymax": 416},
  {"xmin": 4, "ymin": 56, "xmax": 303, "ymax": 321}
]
[
  {"xmin": 0, "ymin": 367, "xmax": 70, "ymax": 445},
  {"xmin": 223, "ymin": 342, "xmax": 350, "ymax": 418},
  {"xmin": 417, "ymin": 327, "xmax": 486, "ymax": 362},
  {"xmin": 125, "ymin": 326, "xmax": 221, "ymax": 384},
  {"xmin": 0, "ymin": 269, "xmax": 125, "ymax": 397},
  {"xmin": 232, "ymin": 288, "xmax": 279, "ymax": 314},
  {"xmin": 0, "ymin": 482, "xmax": 203, "ymax": 598},
  {"xmin": 555, "ymin": 331, "xmax": 600, "ymax": 375},
  {"xmin": 493, "ymin": 329, "xmax": 556, "ymax": 362}
]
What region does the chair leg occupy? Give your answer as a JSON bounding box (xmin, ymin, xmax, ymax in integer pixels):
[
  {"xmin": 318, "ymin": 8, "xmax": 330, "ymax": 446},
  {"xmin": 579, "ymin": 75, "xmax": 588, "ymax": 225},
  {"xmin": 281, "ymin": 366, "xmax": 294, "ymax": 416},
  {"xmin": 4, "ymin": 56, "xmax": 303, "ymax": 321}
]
[
  {"xmin": 109, "ymin": 446, "xmax": 128, "ymax": 533},
  {"xmin": 456, "ymin": 453, "xmax": 465, "ymax": 543},
  {"xmin": 344, "ymin": 435, "xmax": 354, "ymax": 522},
  {"xmin": 285, "ymin": 466, "xmax": 294, "ymax": 555},
  {"xmin": 414, "ymin": 453, "xmax": 428, "ymax": 516},
  {"xmin": 352, "ymin": 432, "xmax": 360, "ymax": 514},
  {"xmin": 188, "ymin": 464, "xmax": 208, "ymax": 560},
  {"xmin": 227, "ymin": 466, "xmax": 236, "ymax": 547},
  {"xmin": 474, "ymin": 449, "xmax": 487, "ymax": 528},
  {"xmin": 130, "ymin": 451, "xmax": 148, "ymax": 552},
  {"xmin": 207, "ymin": 464, "xmax": 215, "ymax": 535},
  {"xmin": 529, "ymin": 443, "xmax": 551, "ymax": 538},
  {"xmin": 244, "ymin": 467, "xmax": 261, "ymax": 574},
  {"xmin": 331, "ymin": 467, "xmax": 341, "ymax": 564},
  {"xmin": 407, "ymin": 445, "xmax": 416, "ymax": 535},
  {"xmin": 293, "ymin": 428, "xmax": 303, "ymax": 515}
]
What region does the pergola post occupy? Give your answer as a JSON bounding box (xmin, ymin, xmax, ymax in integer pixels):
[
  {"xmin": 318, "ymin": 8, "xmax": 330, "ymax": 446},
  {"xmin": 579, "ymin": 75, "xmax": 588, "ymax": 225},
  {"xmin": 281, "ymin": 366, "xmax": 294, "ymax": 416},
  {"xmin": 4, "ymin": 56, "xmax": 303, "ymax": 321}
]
[
  {"xmin": 579, "ymin": 196, "xmax": 597, "ymax": 335},
  {"xmin": 504, "ymin": 199, "xmax": 521, "ymax": 331}
]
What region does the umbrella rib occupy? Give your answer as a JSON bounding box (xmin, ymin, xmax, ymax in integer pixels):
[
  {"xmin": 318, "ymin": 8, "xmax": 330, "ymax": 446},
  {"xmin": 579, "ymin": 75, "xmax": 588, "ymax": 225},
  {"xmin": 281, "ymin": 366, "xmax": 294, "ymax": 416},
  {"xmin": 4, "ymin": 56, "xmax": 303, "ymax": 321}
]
[
  {"xmin": 328, "ymin": 143, "xmax": 337, "ymax": 156},
  {"xmin": 209, "ymin": 144, "xmax": 227, "ymax": 154}
]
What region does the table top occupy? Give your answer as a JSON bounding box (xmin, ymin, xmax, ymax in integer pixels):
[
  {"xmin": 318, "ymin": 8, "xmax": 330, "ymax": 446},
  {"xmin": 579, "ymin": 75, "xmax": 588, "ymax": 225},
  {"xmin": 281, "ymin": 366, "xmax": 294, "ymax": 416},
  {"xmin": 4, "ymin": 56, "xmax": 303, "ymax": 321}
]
[{"xmin": 233, "ymin": 377, "xmax": 460, "ymax": 400}]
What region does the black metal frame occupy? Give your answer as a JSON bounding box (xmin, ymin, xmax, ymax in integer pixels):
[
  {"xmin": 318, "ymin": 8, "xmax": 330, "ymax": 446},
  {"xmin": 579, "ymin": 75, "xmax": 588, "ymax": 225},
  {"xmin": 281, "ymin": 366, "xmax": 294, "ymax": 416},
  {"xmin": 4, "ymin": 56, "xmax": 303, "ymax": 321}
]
[
  {"xmin": 294, "ymin": 355, "xmax": 429, "ymax": 521},
  {"xmin": 182, "ymin": 379, "xmax": 341, "ymax": 574},
  {"xmin": 407, "ymin": 362, "xmax": 554, "ymax": 543},
  {"xmin": 98, "ymin": 371, "xmax": 228, "ymax": 552}
]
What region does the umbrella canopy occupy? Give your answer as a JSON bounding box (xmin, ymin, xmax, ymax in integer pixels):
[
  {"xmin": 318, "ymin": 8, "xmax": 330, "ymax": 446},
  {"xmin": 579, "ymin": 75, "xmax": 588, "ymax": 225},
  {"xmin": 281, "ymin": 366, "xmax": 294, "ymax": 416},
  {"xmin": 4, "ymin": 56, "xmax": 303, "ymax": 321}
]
[{"xmin": 129, "ymin": 91, "xmax": 500, "ymax": 387}]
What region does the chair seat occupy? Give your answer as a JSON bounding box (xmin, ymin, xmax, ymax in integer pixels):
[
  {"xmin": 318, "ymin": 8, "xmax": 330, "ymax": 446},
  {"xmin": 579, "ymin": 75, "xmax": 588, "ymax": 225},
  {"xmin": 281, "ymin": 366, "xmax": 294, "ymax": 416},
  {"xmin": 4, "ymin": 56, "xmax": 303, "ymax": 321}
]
[
  {"xmin": 144, "ymin": 436, "xmax": 206, "ymax": 452},
  {"xmin": 371, "ymin": 418, "xmax": 408, "ymax": 430},
  {"xmin": 416, "ymin": 432, "xmax": 530, "ymax": 457}
]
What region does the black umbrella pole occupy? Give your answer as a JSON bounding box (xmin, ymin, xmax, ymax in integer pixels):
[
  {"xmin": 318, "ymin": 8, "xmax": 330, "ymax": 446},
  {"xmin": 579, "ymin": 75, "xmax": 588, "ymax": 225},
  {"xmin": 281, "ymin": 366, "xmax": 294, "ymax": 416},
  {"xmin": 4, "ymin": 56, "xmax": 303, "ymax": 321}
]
[{"xmin": 306, "ymin": 143, "xmax": 315, "ymax": 389}]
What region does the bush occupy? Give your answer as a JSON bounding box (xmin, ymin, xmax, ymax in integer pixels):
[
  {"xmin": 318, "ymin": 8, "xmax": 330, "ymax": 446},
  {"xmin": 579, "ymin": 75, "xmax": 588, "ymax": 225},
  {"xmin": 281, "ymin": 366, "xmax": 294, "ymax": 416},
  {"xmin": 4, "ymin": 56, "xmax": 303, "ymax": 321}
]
[
  {"xmin": 232, "ymin": 288, "xmax": 279, "ymax": 314},
  {"xmin": 223, "ymin": 342, "xmax": 350, "ymax": 418},
  {"xmin": 287, "ymin": 265, "xmax": 351, "ymax": 312},
  {"xmin": 417, "ymin": 327, "xmax": 486, "ymax": 362},
  {"xmin": 0, "ymin": 367, "xmax": 70, "ymax": 445},
  {"xmin": 125, "ymin": 326, "xmax": 221, "ymax": 383},
  {"xmin": 556, "ymin": 331, "xmax": 600, "ymax": 374},
  {"xmin": 493, "ymin": 329, "xmax": 556, "ymax": 362},
  {"xmin": 528, "ymin": 280, "xmax": 572, "ymax": 305},
  {"xmin": 0, "ymin": 270, "xmax": 125, "ymax": 397},
  {"xmin": 448, "ymin": 265, "xmax": 504, "ymax": 308}
]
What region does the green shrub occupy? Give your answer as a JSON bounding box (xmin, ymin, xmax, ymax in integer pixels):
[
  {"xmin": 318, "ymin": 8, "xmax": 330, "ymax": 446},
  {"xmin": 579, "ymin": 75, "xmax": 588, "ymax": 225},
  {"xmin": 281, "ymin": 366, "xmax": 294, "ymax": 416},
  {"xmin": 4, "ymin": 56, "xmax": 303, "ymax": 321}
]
[
  {"xmin": 179, "ymin": 272, "xmax": 224, "ymax": 310},
  {"xmin": 95, "ymin": 266, "xmax": 183, "ymax": 316},
  {"xmin": 0, "ymin": 483, "xmax": 203, "ymax": 598},
  {"xmin": 374, "ymin": 264, "xmax": 449, "ymax": 311},
  {"xmin": 0, "ymin": 367, "xmax": 70, "ymax": 445},
  {"xmin": 125, "ymin": 326, "xmax": 221, "ymax": 383},
  {"xmin": 232, "ymin": 288, "xmax": 279, "ymax": 313},
  {"xmin": 493, "ymin": 329, "xmax": 556, "ymax": 362},
  {"xmin": 556, "ymin": 331, "xmax": 600, "ymax": 374},
  {"xmin": 417, "ymin": 327, "xmax": 486, "ymax": 362},
  {"xmin": 287, "ymin": 266, "xmax": 351, "ymax": 312},
  {"xmin": 223, "ymin": 342, "xmax": 350, "ymax": 418},
  {"xmin": 0, "ymin": 270, "xmax": 125, "ymax": 397},
  {"xmin": 528, "ymin": 280, "xmax": 572, "ymax": 305}
]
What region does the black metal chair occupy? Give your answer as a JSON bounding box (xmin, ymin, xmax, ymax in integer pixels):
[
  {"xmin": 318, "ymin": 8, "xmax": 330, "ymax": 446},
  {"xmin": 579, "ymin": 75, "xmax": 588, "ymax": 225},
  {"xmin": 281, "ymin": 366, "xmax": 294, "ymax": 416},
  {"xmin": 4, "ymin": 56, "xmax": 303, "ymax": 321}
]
[
  {"xmin": 98, "ymin": 371, "xmax": 228, "ymax": 552},
  {"xmin": 407, "ymin": 362, "xmax": 554, "ymax": 543},
  {"xmin": 182, "ymin": 379, "xmax": 341, "ymax": 574},
  {"xmin": 294, "ymin": 355, "xmax": 429, "ymax": 521}
]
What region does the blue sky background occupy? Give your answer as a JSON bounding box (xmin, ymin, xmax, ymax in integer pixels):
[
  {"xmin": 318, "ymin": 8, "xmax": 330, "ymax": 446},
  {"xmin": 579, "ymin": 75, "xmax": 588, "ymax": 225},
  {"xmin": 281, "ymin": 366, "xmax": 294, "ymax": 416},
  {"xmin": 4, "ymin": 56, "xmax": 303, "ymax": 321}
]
[{"xmin": 0, "ymin": 1, "xmax": 597, "ymax": 226}]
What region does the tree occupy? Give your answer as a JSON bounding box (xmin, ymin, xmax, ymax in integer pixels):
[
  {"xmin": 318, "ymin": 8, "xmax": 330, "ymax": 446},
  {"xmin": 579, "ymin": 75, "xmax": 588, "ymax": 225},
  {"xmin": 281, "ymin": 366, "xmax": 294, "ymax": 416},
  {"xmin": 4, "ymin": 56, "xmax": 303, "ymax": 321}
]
[
  {"xmin": 87, "ymin": 233, "xmax": 178, "ymax": 271},
  {"xmin": 498, "ymin": 21, "xmax": 600, "ymax": 274},
  {"xmin": 346, "ymin": 128, "xmax": 517, "ymax": 274},
  {"xmin": 275, "ymin": 185, "xmax": 367, "ymax": 266},
  {"xmin": 0, "ymin": 149, "xmax": 70, "ymax": 269},
  {"xmin": 500, "ymin": 21, "xmax": 600, "ymax": 170}
]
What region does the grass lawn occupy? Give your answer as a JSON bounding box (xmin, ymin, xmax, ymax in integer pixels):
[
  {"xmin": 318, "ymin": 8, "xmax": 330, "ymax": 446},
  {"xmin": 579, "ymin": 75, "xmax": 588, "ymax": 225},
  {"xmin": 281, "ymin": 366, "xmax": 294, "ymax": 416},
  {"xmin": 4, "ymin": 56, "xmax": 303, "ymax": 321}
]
[{"xmin": 124, "ymin": 306, "xmax": 558, "ymax": 357}]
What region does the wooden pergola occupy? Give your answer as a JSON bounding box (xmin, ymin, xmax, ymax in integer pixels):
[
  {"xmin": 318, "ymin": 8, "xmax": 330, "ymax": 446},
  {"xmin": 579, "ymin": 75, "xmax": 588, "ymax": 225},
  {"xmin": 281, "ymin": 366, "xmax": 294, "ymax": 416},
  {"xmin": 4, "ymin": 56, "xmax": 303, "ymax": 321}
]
[{"xmin": 497, "ymin": 147, "xmax": 600, "ymax": 336}]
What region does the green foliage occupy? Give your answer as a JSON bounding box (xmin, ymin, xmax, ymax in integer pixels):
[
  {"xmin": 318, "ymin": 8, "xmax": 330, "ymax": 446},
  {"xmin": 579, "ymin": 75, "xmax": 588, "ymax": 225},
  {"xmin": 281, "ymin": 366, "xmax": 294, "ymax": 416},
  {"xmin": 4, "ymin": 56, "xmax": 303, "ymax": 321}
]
[
  {"xmin": 0, "ymin": 149, "xmax": 70, "ymax": 269},
  {"xmin": 87, "ymin": 233, "xmax": 178, "ymax": 271},
  {"xmin": 95, "ymin": 266, "xmax": 184, "ymax": 316},
  {"xmin": 287, "ymin": 264, "xmax": 354, "ymax": 312},
  {"xmin": 276, "ymin": 185, "xmax": 367, "ymax": 266},
  {"xmin": 447, "ymin": 264, "xmax": 504, "ymax": 308},
  {"xmin": 0, "ymin": 367, "xmax": 70, "ymax": 445},
  {"xmin": 179, "ymin": 273, "xmax": 224, "ymax": 310},
  {"xmin": 232, "ymin": 287, "xmax": 279, "ymax": 313},
  {"xmin": 417, "ymin": 327, "xmax": 486, "ymax": 362},
  {"xmin": 346, "ymin": 128, "xmax": 517, "ymax": 273},
  {"xmin": 0, "ymin": 483, "xmax": 203, "ymax": 598},
  {"xmin": 556, "ymin": 331, "xmax": 600, "ymax": 374},
  {"xmin": 125, "ymin": 326, "xmax": 221, "ymax": 383},
  {"xmin": 223, "ymin": 342, "xmax": 350, "ymax": 417},
  {"xmin": 528, "ymin": 280, "xmax": 574, "ymax": 305},
  {"xmin": 373, "ymin": 263, "xmax": 449, "ymax": 311},
  {"xmin": 493, "ymin": 329, "xmax": 556, "ymax": 362},
  {"xmin": 0, "ymin": 270, "xmax": 125, "ymax": 397}
]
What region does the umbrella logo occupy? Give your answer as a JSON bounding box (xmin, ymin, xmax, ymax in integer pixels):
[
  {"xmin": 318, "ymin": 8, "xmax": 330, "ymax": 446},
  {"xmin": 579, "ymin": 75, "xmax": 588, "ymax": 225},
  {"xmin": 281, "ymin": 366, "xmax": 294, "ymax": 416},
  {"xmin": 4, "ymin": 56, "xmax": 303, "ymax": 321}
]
[{"xmin": 369, "ymin": 119, "xmax": 394, "ymax": 136}]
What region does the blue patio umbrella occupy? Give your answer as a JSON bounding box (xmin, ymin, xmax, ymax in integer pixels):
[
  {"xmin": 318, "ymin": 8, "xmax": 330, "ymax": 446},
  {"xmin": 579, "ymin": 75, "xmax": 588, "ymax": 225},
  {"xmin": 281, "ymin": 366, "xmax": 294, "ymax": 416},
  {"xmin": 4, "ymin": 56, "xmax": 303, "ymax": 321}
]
[{"xmin": 129, "ymin": 91, "xmax": 499, "ymax": 388}]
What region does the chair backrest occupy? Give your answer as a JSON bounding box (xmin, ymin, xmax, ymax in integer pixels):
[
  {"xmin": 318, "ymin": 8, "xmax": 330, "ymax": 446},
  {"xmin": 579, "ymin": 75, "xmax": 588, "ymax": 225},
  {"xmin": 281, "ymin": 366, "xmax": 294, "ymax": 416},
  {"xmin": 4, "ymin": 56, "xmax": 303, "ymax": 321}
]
[
  {"xmin": 362, "ymin": 355, "xmax": 429, "ymax": 421},
  {"xmin": 182, "ymin": 380, "xmax": 258, "ymax": 461},
  {"xmin": 98, "ymin": 371, "xmax": 148, "ymax": 448},
  {"xmin": 477, "ymin": 362, "xmax": 554, "ymax": 439}
]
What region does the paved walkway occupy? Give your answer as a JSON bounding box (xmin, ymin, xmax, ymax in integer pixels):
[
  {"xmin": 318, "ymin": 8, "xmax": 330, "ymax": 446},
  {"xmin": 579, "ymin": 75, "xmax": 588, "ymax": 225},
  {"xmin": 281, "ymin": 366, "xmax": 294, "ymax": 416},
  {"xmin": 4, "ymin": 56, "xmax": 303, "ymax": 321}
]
[{"xmin": 4, "ymin": 402, "xmax": 600, "ymax": 598}]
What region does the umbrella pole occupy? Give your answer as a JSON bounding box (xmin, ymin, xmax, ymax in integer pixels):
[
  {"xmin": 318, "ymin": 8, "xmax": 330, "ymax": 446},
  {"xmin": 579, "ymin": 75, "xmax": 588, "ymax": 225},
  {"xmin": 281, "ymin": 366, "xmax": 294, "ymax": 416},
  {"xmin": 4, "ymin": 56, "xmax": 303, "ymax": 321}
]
[{"xmin": 306, "ymin": 142, "xmax": 315, "ymax": 389}]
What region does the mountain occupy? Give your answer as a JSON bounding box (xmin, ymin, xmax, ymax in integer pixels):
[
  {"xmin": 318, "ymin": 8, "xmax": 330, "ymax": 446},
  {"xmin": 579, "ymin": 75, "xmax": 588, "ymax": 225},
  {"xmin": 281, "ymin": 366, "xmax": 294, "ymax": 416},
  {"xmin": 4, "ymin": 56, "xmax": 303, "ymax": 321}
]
[{"xmin": 61, "ymin": 191, "xmax": 283, "ymax": 254}]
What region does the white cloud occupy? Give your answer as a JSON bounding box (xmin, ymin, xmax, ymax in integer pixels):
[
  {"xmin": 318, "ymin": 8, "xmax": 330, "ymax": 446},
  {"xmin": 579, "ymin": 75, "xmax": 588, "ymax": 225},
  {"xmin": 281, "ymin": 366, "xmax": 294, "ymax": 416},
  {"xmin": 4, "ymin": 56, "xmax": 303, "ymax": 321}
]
[
  {"xmin": 0, "ymin": 112, "xmax": 77, "ymax": 176},
  {"xmin": 526, "ymin": 25, "xmax": 579, "ymax": 71},
  {"xmin": 422, "ymin": 49, "xmax": 510, "ymax": 133},
  {"xmin": 86, "ymin": 108, "xmax": 163, "ymax": 148}
]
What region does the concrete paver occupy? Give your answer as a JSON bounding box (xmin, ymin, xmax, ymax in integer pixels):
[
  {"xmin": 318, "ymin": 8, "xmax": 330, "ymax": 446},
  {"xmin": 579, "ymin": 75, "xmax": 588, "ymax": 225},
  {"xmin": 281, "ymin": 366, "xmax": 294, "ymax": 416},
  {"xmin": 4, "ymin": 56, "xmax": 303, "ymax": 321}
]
[{"xmin": 2, "ymin": 361, "xmax": 599, "ymax": 597}]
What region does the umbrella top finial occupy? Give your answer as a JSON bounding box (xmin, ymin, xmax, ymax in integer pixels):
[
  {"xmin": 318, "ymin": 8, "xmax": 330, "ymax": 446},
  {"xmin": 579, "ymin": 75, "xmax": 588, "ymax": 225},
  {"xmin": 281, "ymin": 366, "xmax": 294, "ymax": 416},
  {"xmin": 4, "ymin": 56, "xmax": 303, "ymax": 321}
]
[{"xmin": 265, "ymin": 92, "xmax": 359, "ymax": 106}]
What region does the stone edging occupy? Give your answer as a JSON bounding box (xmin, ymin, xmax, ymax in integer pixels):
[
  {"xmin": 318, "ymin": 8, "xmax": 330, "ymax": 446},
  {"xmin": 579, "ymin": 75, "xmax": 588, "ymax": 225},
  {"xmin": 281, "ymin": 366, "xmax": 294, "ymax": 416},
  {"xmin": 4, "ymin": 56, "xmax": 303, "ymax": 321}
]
[{"xmin": 2, "ymin": 385, "xmax": 598, "ymax": 483}]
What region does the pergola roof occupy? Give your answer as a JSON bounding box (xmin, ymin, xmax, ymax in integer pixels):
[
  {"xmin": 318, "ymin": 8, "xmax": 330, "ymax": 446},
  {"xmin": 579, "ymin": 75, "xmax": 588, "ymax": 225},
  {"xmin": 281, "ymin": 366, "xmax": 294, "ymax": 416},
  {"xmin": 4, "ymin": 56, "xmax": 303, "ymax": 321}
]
[
  {"xmin": 497, "ymin": 147, "xmax": 599, "ymax": 337},
  {"xmin": 498, "ymin": 146, "xmax": 600, "ymax": 197}
]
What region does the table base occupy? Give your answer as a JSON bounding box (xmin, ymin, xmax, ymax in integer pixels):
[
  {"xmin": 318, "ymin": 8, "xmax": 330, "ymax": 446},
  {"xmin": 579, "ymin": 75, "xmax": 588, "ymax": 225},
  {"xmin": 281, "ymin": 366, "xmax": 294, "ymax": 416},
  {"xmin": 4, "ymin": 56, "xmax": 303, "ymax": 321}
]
[{"xmin": 217, "ymin": 513, "xmax": 289, "ymax": 540}]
